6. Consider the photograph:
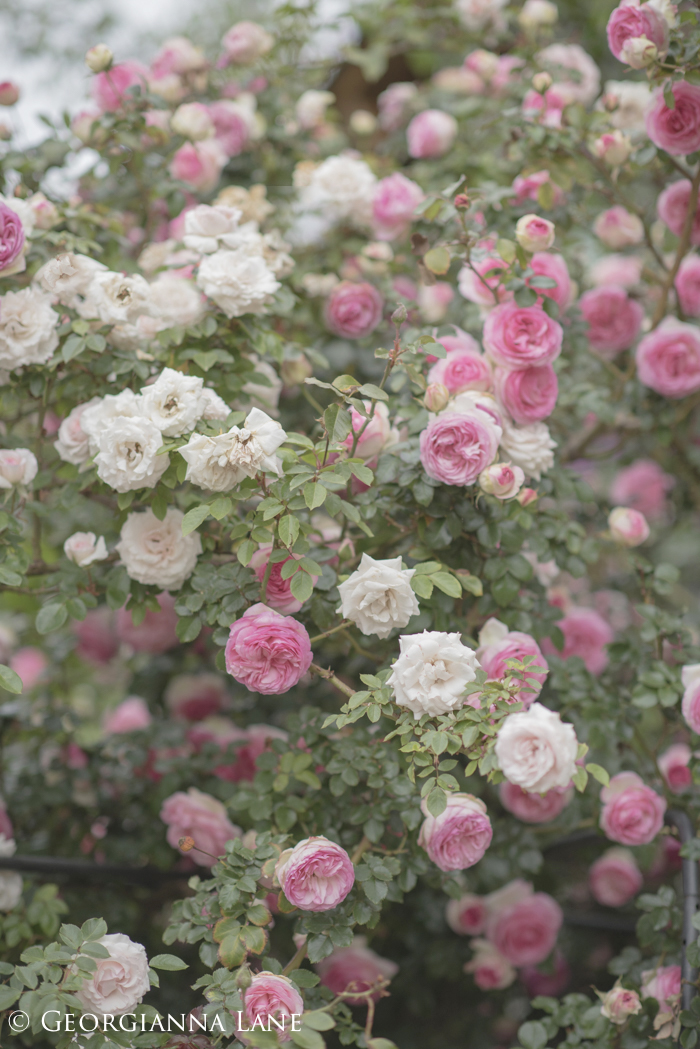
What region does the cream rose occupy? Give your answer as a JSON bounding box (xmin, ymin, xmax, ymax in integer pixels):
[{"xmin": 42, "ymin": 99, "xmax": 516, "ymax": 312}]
[
  {"xmin": 0, "ymin": 448, "xmax": 38, "ymax": 489},
  {"xmin": 337, "ymin": 554, "xmax": 419, "ymax": 639},
  {"xmin": 78, "ymin": 271, "xmax": 151, "ymax": 325},
  {"xmin": 179, "ymin": 407, "xmax": 286, "ymax": 491},
  {"xmin": 388, "ymin": 631, "xmax": 481, "ymax": 718},
  {"xmin": 64, "ymin": 532, "xmax": 109, "ymax": 567},
  {"xmin": 196, "ymin": 248, "xmax": 280, "ymax": 318},
  {"xmin": 141, "ymin": 367, "xmax": 206, "ymax": 437},
  {"xmin": 494, "ymin": 701, "xmax": 578, "ymax": 793},
  {"xmin": 35, "ymin": 253, "xmax": 108, "ymax": 308},
  {"xmin": 94, "ymin": 416, "xmax": 168, "ymax": 493},
  {"xmin": 80, "ymin": 389, "xmax": 144, "ymax": 455},
  {"xmin": 499, "ymin": 419, "xmax": 556, "ymax": 480},
  {"xmin": 75, "ymin": 933, "xmax": 150, "ymax": 1017},
  {"xmin": 0, "ymin": 286, "xmax": 59, "ymax": 370},
  {"xmin": 183, "ymin": 203, "xmax": 243, "ymax": 253},
  {"xmin": 116, "ymin": 508, "xmax": 201, "ymax": 590},
  {"xmin": 54, "ymin": 398, "xmax": 101, "ymax": 465}
]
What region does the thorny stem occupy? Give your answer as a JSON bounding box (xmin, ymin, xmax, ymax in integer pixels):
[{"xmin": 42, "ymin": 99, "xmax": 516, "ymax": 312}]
[
  {"xmin": 349, "ymin": 319, "xmax": 404, "ymax": 459},
  {"xmin": 309, "ymin": 663, "xmax": 355, "ymax": 697},
  {"xmin": 309, "ymin": 621, "xmax": 351, "ymax": 643},
  {"xmin": 281, "ymin": 940, "xmax": 307, "ymax": 975}
]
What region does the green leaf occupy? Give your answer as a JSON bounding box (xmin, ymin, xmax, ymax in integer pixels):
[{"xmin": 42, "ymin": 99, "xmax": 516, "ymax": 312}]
[
  {"xmin": 289, "ymin": 969, "xmax": 320, "ymax": 987},
  {"xmin": 290, "ymin": 571, "xmax": 314, "ymax": 603},
  {"xmin": 61, "ymin": 333, "xmax": 87, "ymax": 361},
  {"xmin": 0, "ymin": 987, "xmax": 20, "ymax": 1010},
  {"xmin": 209, "ymin": 497, "xmax": 232, "ymax": 521},
  {"xmin": 431, "ymin": 572, "xmax": 462, "ymax": 599},
  {"xmin": 218, "ymin": 934, "xmax": 246, "ymax": 969},
  {"xmin": 36, "ymin": 602, "xmax": 67, "ymax": 635},
  {"xmin": 572, "ymin": 766, "xmax": 588, "ymax": 793},
  {"xmin": 426, "ymin": 787, "xmax": 447, "ymax": 817},
  {"xmin": 423, "ymin": 246, "xmax": 451, "ymax": 274},
  {"xmin": 411, "ymin": 575, "xmax": 434, "ymax": 600},
  {"xmin": 237, "ymin": 539, "xmax": 255, "ymax": 567},
  {"xmin": 181, "ymin": 504, "xmax": 211, "ymax": 536},
  {"xmin": 496, "ymin": 238, "xmax": 517, "ymax": 264},
  {"xmin": 491, "ymin": 573, "xmax": 520, "ymax": 607},
  {"xmin": 303, "ymin": 482, "xmax": 327, "ymax": 510},
  {"xmin": 458, "ymin": 573, "xmax": 483, "ymax": 597},
  {"xmin": 302, "ymin": 1012, "xmax": 336, "ymax": 1031},
  {"xmin": 518, "ymin": 1020, "xmax": 548, "ymax": 1049},
  {"xmin": 0, "ymin": 664, "xmax": 22, "ymax": 694},
  {"xmin": 278, "ymin": 515, "xmax": 300, "ymax": 548},
  {"xmin": 323, "ymin": 404, "xmax": 352, "ymax": 442},
  {"xmin": 292, "ymin": 1028, "xmax": 326, "ymax": 1049},
  {"xmin": 586, "ymin": 763, "xmax": 609, "ymax": 786},
  {"xmin": 150, "ymin": 953, "xmax": 189, "ymax": 971},
  {"xmin": 332, "ymin": 374, "xmax": 360, "ymax": 392},
  {"xmin": 357, "ymin": 383, "xmax": 388, "ymax": 401}
]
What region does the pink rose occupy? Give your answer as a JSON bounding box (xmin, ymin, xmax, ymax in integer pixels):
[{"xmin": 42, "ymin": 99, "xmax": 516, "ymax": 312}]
[
  {"xmin": 208, "ymin": 100, "xmax": 252, "ymax": 157},
  {"xmin": 589, "ymin": 848, "xmax": 643, "ymax": 907},
  {"xmin": 458, "ymin": 256, "xmax": 512, "ymax": 308},
  {"xmin": 483, "ymin": 303, "xmax": 563, "ymax": 370},
  {"xmin": 477, "ymin": 624, "xmax": 549, "ymax": 703},
  {"xmin": 521, "ymin": 951, "xmax": 570, "ymax": 997},
  {"xmin": 406, "ymin": 109, "xmax": 458, "ymax": 158},
  {"xmin": 606, "ymin": 1, "xmax": 668, "ymax": 64},
  {"xmin": 221, "ymin": 22, "xmax": 273, "ymax": 63},
  {"xmin": 434, "ymin": 327, "xmax": 482, "ymax": 357},
  {"xmin": 543, "ymin": 606, "xmax": 614, "ymax": 675},
  {"xmin": 683, "ymin": 664, "xmax": 700, "ymax": 733},
  {"xmin": 324, "ymin": 281, "xmax": 383, "ymax": 339},
  {"xmin": 600, "ymin": 985, "xmax": 643, "ymax": 1024},
  {"xmin": 275, "ymin": 836, "xmax": 355, "ymax": 911},
  {"xmin": 658, "ymin": 742, "xmax": 692, "ymax": 792},
  {"xmin": 342, "ymin": 401, "xmax": 396, "ymax": 461},
  {"xmin": 600, "ymin": 771, "xmax": 666, "ymax": 845},
  {"xmin": 372, "ymin": 173, "xmax": 424, "ymax": 240},
  {"xmin": 0, "ymin": 203, "xmax": 24, "ymax": 273},
  {"xmin": 317, "ymin": 937, "xmax": 398, "ymax": 1004},
  {"xmin": 103, "ymin": 696, "xmax": 152, "ymax": 735},
  {"xmin": 590, "ymin": 254, "xmax": 643, "ymax": 288},
  {"xmin": 593, "ymin": 206, "xmax": 644, "ymax": 249},
  {"xmin": 0, "ymin": 82, "xmax": 19, "ymax": 107},
  {"xmin": 522, "ymin": 87, "xmax": 566, "ymax": 129},
  {"xmin": 0, "ymin": 800, "xmax": 13, "ymax": 840},
  {"xmin": 116, "ymin": 593, "xmax": 179, "ymax": 654},
  {"xmin": 9, "ymin": 647, "xmax": 47, "ymax": 690},
  {"xmin": 445, "ymin": 893, "xmax": 487, "ymax": 935},
  {"xmin": 225, "ymin": 604, "xmax": 312, "ymax": 695},
  {"xmin": 160, "ymin": 787, "xmax": 241, "ymax": 866},
  {"xmin": 169, "ymin": 140, "xmax": 227, "ymax": 192},
  {"xmin": 73, "ymin": 607, "xmax": 119, "ymax": 664},
  {"xmin": 675, "ymin": 254, "xmax": 700, "ymax": 315},
  {"xmin": 250, "ymin": 543, "xmax": 318, "ymax": 614},
  {"xmin": 485, "ymin": 890, "xmax": 563, "ymax": 966},
  {"xmin": 418, "ymin": 281, "xmax": 454, "ymax": 322},
  {"xmin": 213, "ymin": 723, "xmax": 287, "ymax": 782},
  {"xmin": 419, "ymin": 410, "xmax": 501, "ymax": 486},
  {"xmin": 243, "ymin": 972, "xmax": 302, "ymax": 1042},
  {"xmin": 579, "ymin": 286, "xmax": 644, "ymax": 358},
  {"xmin": 428, "ymin": 350, "xmax": 493, "ymax": 395},
  {"xmin": 479, "ymin": 461, "xmax": 525, "ymax": 499},
  {"xmin": 636, "ymin": 318, "xmax": 700, "ymax": 398},
  {"xmin": 515, "ymin": 214, "xmax": 555, "ymax": 254},
  {"xmin": 418, "ymin": 793, "xmax": 493, "ymax": 872},
  {"xmin": 608, "ymin": 506, "xmax": 650, "ymax": 546},
  {"xmin": 92, "ymin": 62, "xmax": 148, "ymax": 112},
  {"xmin": 499, "ymin": 781, "xmax": 573, "ymax": 824},
  {"xmin": 464, "ymin": 940, "xmax": 516, "ymax": 991},
  {"xmin": 610, "ymin": 459, "xmax": 674, "ymax": 519},
  {"xmin": 165, "ymin": 674, "xmax": 227, "ymax": 721},
  {"xmin": 377, "ymin": 82, "xmax": 417, "ymax": 131},
  {"xmin": 641, "ymin": 965, "xmax": 681, "ymax": 1011},
  {"xmin": 657, "ymin": 180, "xmax": 700, "ymax": 245},
  {"xmin": 512, "ymin": 170, "xmax": 564, "ymax": 207},
  {"xmin": 647, "ymin": 82, "xmax": 700, "ymax": 156},
  {"xmin": 494, "ymin": 363, "xmax": 558, "ymax": 424},
  {"xmin": 528, "ymin": 252, "xmax": 572, "ymax": 311}
]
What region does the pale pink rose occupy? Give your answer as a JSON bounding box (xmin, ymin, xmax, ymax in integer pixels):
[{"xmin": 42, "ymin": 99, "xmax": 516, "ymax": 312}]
[
  {"xmin": 377, "ymin": 82, "xmax": 417, "ymax": 132},
  {"xmin": 483, "ymin": 303, "xmax": 563, "ymax": 370},
  {"xmin": 116, "ymin": 593, "xmax": 179, "ymax": 654},
  {"xmin": 9, "ymin": 647, "xmax": 47, "ymax": 690},
  {"xmin": 372, "ymin": 173, "xmax": 424, "ymax": 240},
  {"xmin": 479, "ymin": 461, "xmax": 525, "ymax": 500},
  {"xmin": 458, "ymin": 256, "xmax": 512, "ymax": 308},
  {"xmin": 392, "ymin": 275, "xmax": 418, "ymax": 300},
  {"xmin": 406, "ymin": 109, "xmax": 457, "ymax": 158},
  {"xmin": 165, "ymin": 673, "xmax": 227, "ymax": 721},
  {"xmin": 658, "ymin": 742, "xmax": 692, "ymax": 791},
  {"xmin": 317, "ymin": 937, "xmax": 398, "ymax": 1004},
  {"xmin": 600, "ymin": 985, "xmax": 643, "ymax": 1024},
  {"xmin": 435, "ymin": 328, "xmax": 482, "ymax": 356},
  {"xmin": 169, "ymin": 140, "xmax": 226, "ymax": 192},
  {"xmin": 641, "ymin": 965, "xmax": 681, "ymax": 1011},
  {"xmin": 208, "ymin": 100, "xmax": 252, "ymax": 157},
  {"xmin": 324, "ymin": 281, "xmax": 383, "ymax": 339},
  {"xmin": 464, "ymin": 940, "xmax": 516, "ymax": 990},
  {"xmin": 683, "ymin": 665, "xmax": 700, "ymax": 733},
  {"xmin": 275, "ymin": 836, "xmax": 355, "ymax": 911},
  {"xmin": 579, "ymin": 286, "xmax": 644, "ymax": 358},
  {"xmin": 419, "ymin": 410, "xmax": 501, "ymax": 486},
  {"xmin": 222, "ymin": 22, "xmax": 273, "ymax": 63},
  {"xmin": 543, "ymin": 606, "xmax": 614, "ymax": 675},
  {"xmin": 499, "ymin": 781, "xmax": 573, "ymax": 823},
  {"xmin": 150, "ymin": 37, "xmax": 205, "ymax": 77},
  {"xmin": 528, "ymin": 252, "xmax": 572, "ymax": 311},
  {"xmin": 636, "ymin": 318, "xmax": 700, "ymax": 398},
  {"xmin": 342, "ymin": 401, "xmax": 396, "ymax": 461},
  {"xmin": 600, "ymin": 771, "xmax": 666, "ymax": 845},
  {"xmin": 521, "ymin": 951, "xmax": 570, "ymax": 997},
  {"xmin": 418, "ymin": 793, "xmax": 493, "ymax": 872},
  {"xmin": 512, "ymin": 170, "xmax": 564, "ymax": 207},
  {"xmin": 477, "ymin": 627, "xmax": 549, "ymax": 703},
  {"xmin": 92, "ymin": 62, "xmax": 148, "ymax": 112},
  {"xmin": 537, "ymin": 42, "xmax": 601, "ymax": 105},
  {"xmin": 657, "ymin": 180, "xmax": 700, "ymax": 245},
  {"xmin": 73, "ymin": 607, "xmax": 118, "ymax": 664},
  {"xmin": 464, "ymin": 49, "xmax": 499, "ymax": 80},
  {"xmin": 515, "ymin": 214, "xmax": 555, "ymax": 253},
  {"xmin": 417, "ymin": 281, "xmax": 454, "ymax": 322},
  {"xmin": 608, "ymin": 506, "xmax": 649, "ymax": 546},
  {"xmin": 485, "ymin": 890, "xmax": 563, "ymax": 966},
  {"xmin": 610, "ymin": 459, "xmax": 674, "ymax": 519},
  {"xmin": 593, "ymin": 206, "xmax": 644, "ymax": 249},
  {"xmin": 160, "ymin": 787, "xmax": 241, "ymax": 866},
  {"xmin": 494, "ymin": 363, "xmax": 558, "ymax": 424},
  {"xmin": 647, "ymin": 82, "xmax": 700, "ymax": 156},
  {"xmin": 522, "ymin": 87, "xmax": 568, "ymax": 129},
  {"xmin": 428, "ymin": 350, "xmax": 492, "ymax": 394},
  {"xmin": 445, "ymin": 893, "xmax": 487, "ymax": 935},
  {"xmin": 589, "ymin": 848, "xmax": 643, "ymax": 907},
  {"xmin": 224, "ymin": 603, "xmax": 312, "ymax": 695},
  {"xmin": 250, "ymin": 543, "xmax": 318, "ymax": 614},
  {"xmin": 0, "ymin": 203, "xmax": 25, "ymax": 273},
  {"xmin": 103, "ymin": 696, "xmax": 152, "ymax": 735},
  {"xmin": 75, "ymin": 933, "xmax": 150, "ymax": 1018},
  {"xmin": 607, "ymin": 0, "xmax": 668, "ymax": 63},
  {"xmin": 589, "ymin": 254, "xmax": 643, "ymax": 288},
  {"xmin": 242, "ymin": 972, "xmax": 302, "ymax": 1042},
  {"xmin": 675, "ymin": 254, "xmax": 700, "ymax": 315}
]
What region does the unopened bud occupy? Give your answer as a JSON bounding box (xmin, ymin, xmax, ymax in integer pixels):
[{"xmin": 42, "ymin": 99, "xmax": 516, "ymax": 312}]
[
  {"xmin": 349, "ymin": 109, "xmax": 377, "ymax": 135},
  {"xmin": 424, "ymin": 382, "xmax": 450, "ymax": 412},
  {"xmin": 178, "ymin": 836, "xmax": 195, "ymax": 852},
  {"xmin": 85, "ymin": 44, "xmax": 113, "ymax": 74},
  {"xmin": 236, "ymin": 965, "xmax": 253, "ymax": 989},
  {"xmin": 391, "ymin": 303, "xmax": 407, "ymax": 325},
  {"xmin": 454, "ymin": 193, "xmax": 470, "ymax": 209},
  {"xmin": 532, "ymin": 71, "xmax": 552, "ymax": 93},
  {"xmin": 281, "ymin": 354, "xmax": 313, "ymax": 386},
  {"xmin": 620, "ymin": 36, "xmax": 658, "ymax": 69},
  {"xmin": 517, "ymin": 487, "xmax": 538, "ymax": 506},
  {"xmin": 0, "ymin": 82, "xmax": 20, "ymax": 107},
  {"xmin": 0, "ymin": 123, "xmax": 11, "ymax": 141},
  {"xmin": 594, "ymin": 130, "xmax": 632, "ymax": 167}
]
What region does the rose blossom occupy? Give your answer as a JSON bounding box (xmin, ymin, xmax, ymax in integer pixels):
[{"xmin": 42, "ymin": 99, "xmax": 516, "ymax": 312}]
[
  {"xmin": 512, "ymin": 170, "xmax": 564, "ymax": 207},
  {"xmin": 197, "ymin": 247, "xmax": 280, "ymax": 317},
  {"xmin": 140, "ymin": 368, "xmax": 206, "ymax": 437},
  {"xmin": 388, "ymin": 631, "xmax": 481, "ymax": 718},
  {"xmin": 636, "ymin": 318, "xmax": 700, "ymax": 398},
  {"xmin": 317, "ymin": 937, "xmax": 399, "ymax": 1004},
  {"xmin": 192, "ymin": 721, "xmax": 287, "ymax": 783},
  {"xmin": 485, "ymin": 887, "xmax": 563, "ymax": 966},
  {"xmin": 299, "ymin": 155, "xmax": 377, "ymax": 226},
  {"xmin": 116, "ymin": 593, "xmax": 179, "ymax": 654},
  {"xmin": 222, "ymin": 21, "xmax": 273, "ymax": 63},
  {"xmin": 478, "ymin": 462, "xmax": 525, "ymax": 499},
  {"xmin": 641, "ymin": 965, "xmax": 681, "ymax": 1011},
  {"xmin": 521, "ymin": 952, "xmax": 570, "ymax": 998},
  {"xmin": 600, "ymin": 771, "xmax": 666, "ymax": 845},
  {"xmin": 92, "ymin": 62, "xmax": 147, "ymax": 112},
  {"xmin": 477, "ymin": 618, "xmax": 549, "ymax": 703},
  {"xmin": 420, "ymin": 410, "xmax": 501, "ymax": 486},
  {"xmin": 9, "ymin": 647, "xmax": 47, "ymax": 690},
  {"xmin": 418, "ymin": 793, "xmax": 493, "ymax": 871},
  {"xmin": 64, "ymin": 531, "xmax": 108, "ymax": 567},
  {"xmin": 515, "ymin": 215, "xmax": 555, "ymax": 254},
  {"xmin": 499, "ymin": 781, "xmax": 573, "ymax": 823},
  {"xmin": 170, "ymin": 140, "xmax": 227, "ymax": 193},
  {"xmin": 103, "ymin": 696, "xmax": 152, "ymax": 735},
  {"xmin": 0, "ymin": 82, "xmax": 19, "ymax": 106},
  {"xmin": 607, "ymin": 0, "xmax": 669, "ymax": 65},
  {"xmin": 675, "ymin": 254, "xmax": 700, "ymax": 316},
  {"xmin": 608, "ymin": 506, "xmax": 650, "ymax": 546},
  {"xmin": 593, "ymin": 206, "xmax": 644, "ymax": 248},
  {"xmin": 296, "ymin": 89, "xmax": 335, "ymax": 129},
  {"xmin": 600, "ymin": 984, "xmax": 643, "ymax": 1024},
  {"xmin": 377, "ymin": 81, "xmax": 417, "ymax": 131},
  {"xmin": 75, "ymin": 933, "xmax": 150, "ymax": 1017},
  {"xmin": 224, "ymin": 603, "xmax": 312, "ymax": 695},
  {"xmin": 372, "ymin": 173, "xmax": 424, "ymax": 240},
  {"xmin": 589, "ymin": 254, "xmax": 643, "ymax": 289},
  {"xmin": 483, "ymin": 304, "xmax": 563, "ymax": 370},
  {"xmin": 682, "ymin": 664, "xmax": 700, "ymax": 733},
  {"xmin": 657, "ymin": 180, "xmax": 700, "ymax": 245},
  {"xmin": 337, "ymin": 554, "xmax": 419, "ymax": 639},
  {"xmin": 499, "ymin": 418, "xmax": 556, "ymax": 480},
  {"xmin": 445, "ymin": 893, "xmax": 487, "ymax": 935},
  {"xmin": 658, "ymin": 742, "xmax": 693, "ymax": 791},
  {"xmin": 428, "ymin": 349, "xmax": 492, "ymax": 395},
  {"xmin": 161, "ymin": 787, "xmax": 241, "ymax": 866},
  {"xmin": 406, "ymin": 109, "xmax": 458, "ymax": 158},
  {"xmin": 458, "ymin": 255, "xmax": 512, "ymax": 308},
  {"xmin": 250, "ymin": 543, "xmax": 318, "ymax": 614},
  {"xmin": 589, "ymin": 848, "xmax": 643, "ymax": 907},
  {"xmin": 579, "ymin": 286, "xmax": 644, "ymax": 358},
  {"xmin": 543, "ymin": 606, "xmax": 614, "ymax": 675},
  {"xmin": 54, "ymin": 398, "xmax": 101, "ymax": 466},
  {"xmin": 242, "ymin": 973, "xmax": 302, "ymax": 1042},
  {"xmin": 456, "ymin": 0, "xmax": 508, "ymax": 31},
  {"xmin": 495, "ymin": 702, "xmax": 578, "ymax": 793},
  {"xmin": 0, "ymin": 287, "xmax": 60, "ymax": 371},
  {"xmin": 180, "ymin": 407, "xmax": 285, "ymax": 492},
  {"xmin": 647, "ymin": 82, "xmax": 700, "ymax": 156},
  {"xmin": 0, "ymin": 202, "xmax": 25, "ymax": 275},
  {"xmin": 464, "ymin": 940, "xmax": 516, "ymax": 991},
  {"xmin": 324, "ymin": 281, "xmax": 383, "ymax": 339},
  {"xmin": 595, "ymin": 130, "xmax": 633, "ymax": 166},
  {"xmin": 522, "ymin": 86, "xmax": 567, "ymax": 129},
  {"xmin": 529, "ymin": 252, "xmax": 572, "ymax": 311},
  {"xmin": 342, "ymin": 401, "xmax": 398, "ymax": 461},
  {"xmin": 417, "ymin": 281, "xmax": 454, "ymax": 322},
  {"xmin": 116, "ymin": 508, "xmax": 201, "ymax": 590},
  {"xmin": 494, "ymin": 363, "xmax": 558, "ymax": 424},
  {"xmin": 275, "ymin": 836, "xmax": 355, "ymax": 911},
  {"xmin": 610, "ymin": 459, "xmax": 674, "ymax": 518},
  {"xmin": 165, "ymin": 674, "xmax": 227, "ymax": 721},
  {"xmin": 0, "ymin": 449, "xmax": 38, "ymax": 489}
]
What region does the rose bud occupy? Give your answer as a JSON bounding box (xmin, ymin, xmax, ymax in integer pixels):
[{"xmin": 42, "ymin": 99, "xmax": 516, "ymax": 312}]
[
  {"xmin": 479, "ymin": 462, "xmax": 525, "ymax": 500},
  {"xmin": 532, "ymin": 72, "xmax": 553, "ymax": 93},
  {"xmin": 608, "ymin": 506, "xmax": 649, "ymax": 547},
  {"xmin": 599, "ymin": 983, "xmax": 642, "ymax": 1024},
  {"xmin": 85, "ymin": 44, "xmax": 113, "ymax": 74},
  {"xmin": 515, "ymin": 214, "xmax": 555, "ymax": 253},
  {"xmin": 454, "ymin": 193, "xmax": 470, "ymax": 209},
  {"xmin": 621, "ymin": 36, "xmax": 658, "ymax": 69},
  {"xmin": 0, "ymin": 82, "xmax": 20, "ymax": 106},
  {"xmin": 281, "ymin": 354, "xmax": 313, "ymax": 386},
  {"xmin": 517, "ymin": 487, "xmax": 539, "ymax": 506},
  {"xmin": 424, "ymin": 383, "xmax": 450, "ymax": 413},
  {"xmin": 594, "ymin": 131, "xmax": 632, "ymax": 166}
]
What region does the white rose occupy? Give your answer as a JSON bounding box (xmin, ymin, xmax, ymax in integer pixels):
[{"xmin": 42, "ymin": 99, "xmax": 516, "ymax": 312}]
[
  {"xmin": 75, "ymin": 933, "xmax": 150, "ymax": 1018},
  {"xmin": 300, "ymin": 155, "xmax": 377, "ymax": 225},
  {"xmin": 0, "ymin": 448, "xmax": 38, "ymax": 488},
  {"xmin": 116, "ymin": 507, "xmax": 201, "ymax": 590},
  {"xmin": 170, "ymin": 101, "xmax": 215, "ymax": 140},
  {"xmin": 301, "ymin": 273, "xmax": 339, "ymax": 297},
  {"xmin": 80, "ymin": 390, "xmax": 144, "ymax": 455},
  {"xmin": 35, "ymin": 253, "xmax": 108, "ymax": 308},
  {"xmin": 141, "ymin": 367, "xmax": 205, "ymax": 437},
  {"xmin": 199, "ymin": 387, "xmax": 231, "ymax": 421},
  {"xmin": 296, "ymin": 89, "xmax": 335, "ymax": 129},
  {"xmin": 137, "ymin": 239, "xmax": 178, "ymax": 273},
  {"xmin": 147, "ymin": 274, "xmax": 207, "ymax": 330},
  {"xmin": 196, "ymin": 248, "xmax": 280, "ymax": 318},
  {"xmin": 54, "ymin": 397, "xmax": 102, "ymax": 465},
  {"xmin": 0, "ymin": 287, "xmax": 59, "ymax": 370},
  {"xmin": 183, "ymin": 204, "xmax": 243, "ymax": 254},
  {"xmin": 519, "ymin": 0, "xmax": 558, "ymax": 28},
  {"xmin": 64, "ymin": 531, "xmax": 109, "ymax": 567},
  {"xmin": 603, "ymin": 81, "xmax": 653, "ymax": 135},
  {"xmin": 94, "ymin": 417, "xmax": 168, "ymax": 493},
  {"xmin": 179, "ymin": 407, "xmax": 286, "ymax": 492},
  {"xmin": 241, "ymin": 356, "xmax": 282, "ymax": 413},
  {"xmin": 478, "ymin": 617, "xmax": 510, "ymax": 649},
  {"xmin": 499, "ymin": 419, "xmax": 556, "ymax": 480},
  {"xmin": 455, "ymin": 0, "xmax": 508, "ymax": 30},
  {"xmin": 0, "ymin": 836, "xmax": 21, "ymax": 911},
  {"xmin": 337, "ymin": 554, "xmax": 420, "ymax": 639},
  {"xmin": 78, "ymin": 271, "xmax": 151, "ymax": 325},
  {"xmin": 388, "ymin": 631, "xmax": 481, "ymax": 718},
  {"xmin": 494, "ymin": 701, "xmax": 578, "ymax": 793}
]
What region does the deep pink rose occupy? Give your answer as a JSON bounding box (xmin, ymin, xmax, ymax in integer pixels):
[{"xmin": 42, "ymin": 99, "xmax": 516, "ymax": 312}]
[
  {"xmin": 658, "ymin": 743, "xmax": 692, "ymax": 792},
  {"xmin": 512, "ymin": 170, "xmax": 564, "ymax": 207},
  {"xmin": 610, "ymin": 459, "xmax": 674, "ymax": 519},
  {"xmin": 275, "ymin": 836, "xmax": 355, "ymax": 911},
  {"xmin": 543, "ymin": 606, "xmax": 614, "ymax": 675},
  {"xmin": 165, "ymin": 673, "xmax": 227, "ymax": 721},
  {"xmin": 520, "ymin": 951, "xmax": 570, "ymax": 997},
  {"xmin": 477, "ymin": 628, "xmax": 549, "ymax": 702},
  {"xmin": 675, "ymin": 255, "xmax": 700, "ymax": 315},
  {"xmin": 590, "ymin": 847, "xmax": 643, "ymax": 907},
  {"xmin": 9, "ymin": 647, "xmax": 47, "ymax": 690},
  {"xmin": 647, "ymin": 82, "xmax": 700, "ymax": 156},
  {"xmin": 116, "ymin": 593, "xmax": 179, "ymax": 654},
  {"xmin": 160, "ymin": 787, "xmax": 241, "ymax": 866},
  {"xmin": 593, "ymin": 206, "xmax": 644, "ymax": 249},
  {"xmin": 169, "ymin": 140, "xmax": 227, "ymax": 192},
  {"xmin": 445, "ymin": 893, "xmax": 487, "ymax": 935},
  {"xmin": 317, "ymin": 937, "xmax": 399, "ymax": 1004},
  {"xmin": 657, "ymin": 180, "xmax": 700, "ymax": 245},
  {"xmin": 528, "ymin": 252, "xmax": 572, "ymax": 311},
  {"xmin": 599, "ymin": 771, "xmax": 666, "ymax": 845},
  {"xmin": 495, "ymin": 364, "xmax": 558, "ymax": 424},
  {"xmin": 458, "ymin": 256, "xmax": 512, "ymax": 307},
  {"xmin": 372, "ymin": 173, "xmax": 424, "ymax": 240},
  {"xmin": 418, "ymin": 793, "xmax": 493, "ymax": 872},
  {"xmin": 483, "ymin": 304, "xmax": 563, "ymax": 370},
  {"xmin": 486, "ymin": 891, "xmax": 563, "ymax": 966},
  {"xmin": 642, "ymin": 965, "xmax": 681, "ymax": 1011},
  {"xmin": 636, "ymin": 318, "xmax": 700, "ymax": 398},
  {"xmin": 92, "ymin": 62, "xmax": 148, "ymax": 112},
  {"xmin": 250, "ymin": 542, "xmax": 318, "ymax": 614},
  {"xmin": 103, "ymin": 696, "xmax": 152, "ymax": 735},
  {"xmin": 324, "ymin": 281, "xmax": 383, "ymax": 339},
  {"xmin": 243, "ymin": 973, "xmax": 303, "ymax": 1042},
  {"xmin": 419, "ymin": 410, "xmax": 501, "ymax": 486},
  {"xmin": 606, "ymin": 1, "xmax": 668, "ymax": 63},
  {"xmin": 428, "ymin": 350, "xmax": 492, "ymax": 395},
  {"xmin": 406, "ymin": 109, "xmax": 457, "ymax": 158},
  {"xmin": 208, "ymin": 100, "xmax": 251, "ymax": 157},
  {"xmin": 579, "ymin": 286, "xmax": 644, "ymax": 357},
  {"xmin": 73, "ymin": 607, "xmax": 119, "ymax": 664},
  {"xmin": 499, "ymin": 782, "xmax": 573, "ymax": 824},
  {"xmin": 225, "ymin": 603, "xmax": 312, "ymax": 695},
  {"xmin": 0, "ymin": 203, "xmax": 25, "ymax": 273}
]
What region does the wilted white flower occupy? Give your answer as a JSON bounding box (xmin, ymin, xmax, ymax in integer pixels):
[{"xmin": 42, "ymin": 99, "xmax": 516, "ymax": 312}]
[
  {"xmin": 388, "ymin": 631, "xmax": 481, "ymax": 718},
  {"xmin": 183, "ymin": 204, "xmax": 243, "ymax": 254},
  {"xmin": 94, "ymin": 417, "xmax": 168, "ymax": 493},
  {"xmin": 35, "ymin": 253, "xmax": 108, "ymax": 308},
  {"xmin": 337, "ymin": 554, "xmax": 420, "ymax": 639},
  {"xmin": 0, "ymin": 287, "xmax": 59, "ymax": 370},
  {"xmin": 179, "ymin": 406, "xmax": 286, "ymax": 491},
  {"xmin": 116, "ymin": 508, "xmax": 201, "ymax": 590},
  {"xmin": 64, "ymin": 531, "xmax": 109, "ymax": 567},
  {"xmin": 141, "ymin": 367, "xmax": 205, "ymax": 437},
  {"xmin": 494, "ymin": 701, "xmax": 578, "ymax": 793},
  {"xmin": 197, "ymin": 249, "xmax": 280, "ymax": 317},
  {"xmin": 499, "ymin": 419, "xmax": 556, "ymax": 480},
  {"xmin": 0, "ymin": 448, "xmax": 38, "ymax": 488},
  {"xmin": 78, "ymin": 271, "xmax": 152, "ymax": 325}
]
